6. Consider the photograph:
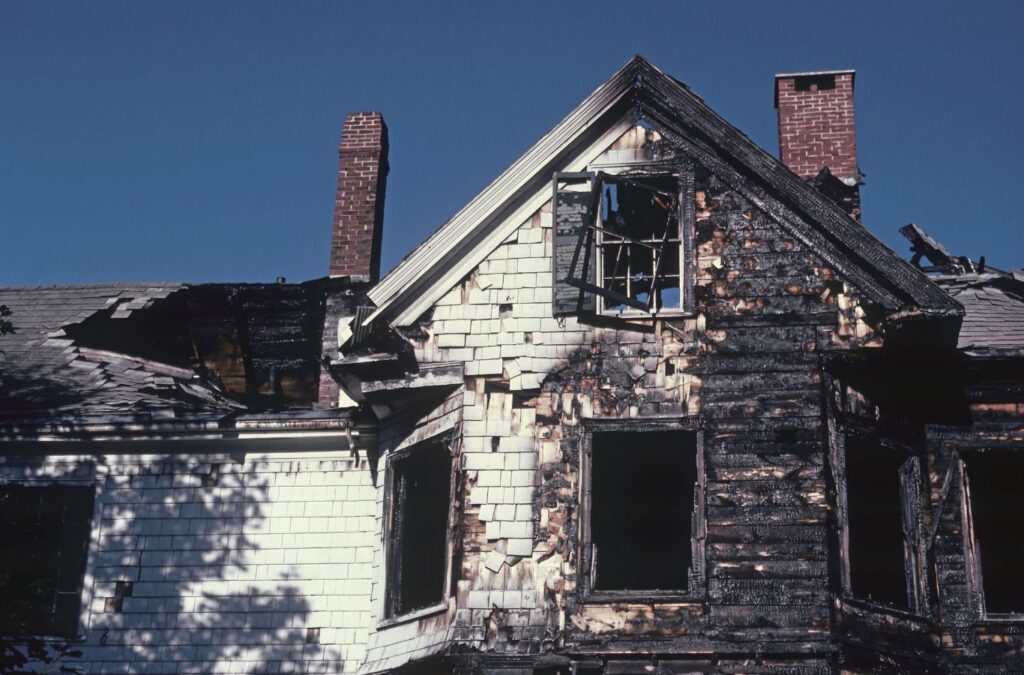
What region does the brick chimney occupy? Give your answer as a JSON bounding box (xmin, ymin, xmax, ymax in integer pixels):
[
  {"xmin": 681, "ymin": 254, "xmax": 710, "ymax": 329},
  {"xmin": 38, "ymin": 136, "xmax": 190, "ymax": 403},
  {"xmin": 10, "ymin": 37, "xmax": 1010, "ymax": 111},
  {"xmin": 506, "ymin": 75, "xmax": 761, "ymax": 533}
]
[
  {"xmin": 774, "ymin": 70, "xmax": 862, "ymax": 219},
  {"xmin": 328, "ymin": 112, "xmax": 389, "ymax": 281}
]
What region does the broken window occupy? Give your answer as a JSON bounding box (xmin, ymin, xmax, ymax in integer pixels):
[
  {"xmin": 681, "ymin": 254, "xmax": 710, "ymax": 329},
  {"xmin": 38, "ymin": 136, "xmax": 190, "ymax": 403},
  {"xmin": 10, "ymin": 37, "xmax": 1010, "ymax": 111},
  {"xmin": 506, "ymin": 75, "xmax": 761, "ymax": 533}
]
[
  {"xmin": 384, "ymin": 440, "xmax": 454, "ymax": 618},
  {"xmin": 583, "ymin": 428, "xmax": 702, "ymax": 595},
  {"xmin": 962, "ymin": 450, "xmax": 1024, "ymax": 615},
  {"xmin": 840, "ymin": 437, "xmax": 924, "ymax": 611},
  {"xmin": 552, "ymin": 166, "xmax": 693, "ymax": 316},
  {"xmin": 0, "ymin": 484, "xmax": 95, "ymax": 637}
]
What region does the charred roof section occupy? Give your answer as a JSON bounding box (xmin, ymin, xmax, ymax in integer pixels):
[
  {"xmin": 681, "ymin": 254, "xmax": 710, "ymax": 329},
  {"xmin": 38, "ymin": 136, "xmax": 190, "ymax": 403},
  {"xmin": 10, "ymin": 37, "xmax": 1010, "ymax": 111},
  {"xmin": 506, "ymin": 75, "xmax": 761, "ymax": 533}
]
[{"xmin": 0, "ymin": 278, "xmax": 367, "ymax": 432}]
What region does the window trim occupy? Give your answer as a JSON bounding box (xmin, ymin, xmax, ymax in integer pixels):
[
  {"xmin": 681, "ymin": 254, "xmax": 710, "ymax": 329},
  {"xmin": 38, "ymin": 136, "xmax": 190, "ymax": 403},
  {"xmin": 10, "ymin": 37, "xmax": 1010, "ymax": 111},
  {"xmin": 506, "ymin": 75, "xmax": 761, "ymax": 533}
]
[
  {"xmin": 590, "ymin": 160, "xmax": 696, "ymax": 318},
  {"xmin": 379, "ymin": 435, "xmax": 459, "ymax": 625},
  {"xmin": 577, "ymin": 417, "xmax": 705, "ymax": 603},
  {"xmin": 831, "ymin": 430, "xmax": 929, "ymax": 616},
  {"xmin": 553, "ymin": 156, "xmax": 697, "ymax": 319},
  {"xmin": 0, "ymin": 471, "xmax": 104, "ymax": 642}
]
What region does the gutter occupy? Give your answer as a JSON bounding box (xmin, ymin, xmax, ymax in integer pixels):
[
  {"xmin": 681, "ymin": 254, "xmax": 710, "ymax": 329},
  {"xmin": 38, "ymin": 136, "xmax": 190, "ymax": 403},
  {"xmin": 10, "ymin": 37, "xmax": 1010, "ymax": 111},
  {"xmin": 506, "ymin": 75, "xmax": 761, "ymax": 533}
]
[{"xmin": 0, "ymin": 413, "xmax": 379, "ymax": 456}]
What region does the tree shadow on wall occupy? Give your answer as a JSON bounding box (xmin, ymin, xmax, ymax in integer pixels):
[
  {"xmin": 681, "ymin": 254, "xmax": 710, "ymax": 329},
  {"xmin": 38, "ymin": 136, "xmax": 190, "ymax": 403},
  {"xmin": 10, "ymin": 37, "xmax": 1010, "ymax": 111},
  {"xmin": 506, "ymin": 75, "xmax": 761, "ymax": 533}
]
[{"xmin": 3, "ymin": 455, "xmax": 345, "ymax": 674}]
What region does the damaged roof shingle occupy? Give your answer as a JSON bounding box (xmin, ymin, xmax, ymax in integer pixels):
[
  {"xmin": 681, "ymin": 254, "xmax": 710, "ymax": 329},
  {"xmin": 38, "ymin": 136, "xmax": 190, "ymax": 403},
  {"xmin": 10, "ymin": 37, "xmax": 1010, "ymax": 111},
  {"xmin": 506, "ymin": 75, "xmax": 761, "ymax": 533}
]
[
  {"xmin": 0, "ymin": 279, "xmax": 364, "ymax": 434},
  {"xmin": 935, "ymin": 273, "xmax": 1024, "ymax": 355}
]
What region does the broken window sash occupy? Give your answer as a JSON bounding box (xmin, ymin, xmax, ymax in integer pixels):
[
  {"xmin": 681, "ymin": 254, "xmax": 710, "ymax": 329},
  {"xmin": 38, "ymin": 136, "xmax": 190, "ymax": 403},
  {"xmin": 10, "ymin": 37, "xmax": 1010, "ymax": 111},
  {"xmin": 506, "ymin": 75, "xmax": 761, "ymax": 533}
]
[
  {"xmin": 0, "ymin": 484, "xmax": 95, "ymax": 638},
  {"xmin": 555, "ymin": 171, "xmax": 683, "ymax": 314}
]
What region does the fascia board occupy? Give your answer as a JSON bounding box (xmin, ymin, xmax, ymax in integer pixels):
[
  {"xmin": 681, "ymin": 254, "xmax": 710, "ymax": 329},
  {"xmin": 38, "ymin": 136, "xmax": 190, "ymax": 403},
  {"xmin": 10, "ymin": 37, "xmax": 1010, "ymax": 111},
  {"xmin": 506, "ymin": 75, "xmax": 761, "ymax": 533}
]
[
  {"xmin": 367, "ymin": 60, "xmax": 642, "ymax": 324},
  {"xmin": 386, "ymin": 117, "xmax": 634, "ymax": 327}
]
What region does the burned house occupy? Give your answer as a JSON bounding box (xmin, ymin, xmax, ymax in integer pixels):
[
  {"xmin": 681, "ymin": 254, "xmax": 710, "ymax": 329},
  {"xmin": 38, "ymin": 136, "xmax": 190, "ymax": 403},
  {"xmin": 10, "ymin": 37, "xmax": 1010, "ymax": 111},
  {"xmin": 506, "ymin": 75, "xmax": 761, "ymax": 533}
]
[{"xmin": 1, "ymin": 56, "xmax": 1022, "ymax": 674}]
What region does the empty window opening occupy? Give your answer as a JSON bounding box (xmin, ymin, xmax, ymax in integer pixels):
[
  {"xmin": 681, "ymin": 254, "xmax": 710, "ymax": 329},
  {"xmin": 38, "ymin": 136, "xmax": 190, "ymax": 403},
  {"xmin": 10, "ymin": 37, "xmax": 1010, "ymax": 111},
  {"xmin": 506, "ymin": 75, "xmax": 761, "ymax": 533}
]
[
  {"xmin": 845, "ymin": 438, "xmax": 911, "ymax": 609},
  {"xmin": 0, "ymin": 484, "xmax": 95, "ymax": 637},
  {"xmin": 590, "ymin": 430, "xmax": 697, "ymax": 591},
  {"xmin": 963, "ymin": 451, "xmax": 1024, "ymax": 614},
  {"xmin": 386, "ymin": 441, "xmax": 452, "ymax": 617},
  {"xmin": 597, "ymin": 175, "xmax": 681, "ymax": 312}
]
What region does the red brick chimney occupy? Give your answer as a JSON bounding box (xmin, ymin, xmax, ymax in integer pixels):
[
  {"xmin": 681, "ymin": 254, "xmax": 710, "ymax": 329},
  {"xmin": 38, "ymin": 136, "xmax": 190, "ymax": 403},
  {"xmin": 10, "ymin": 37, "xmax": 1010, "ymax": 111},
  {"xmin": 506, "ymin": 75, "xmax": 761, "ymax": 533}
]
[
  {"xmin": 329, "ymin": 112, "xmax": 389, "ymax": 281},
  {"xmin": 774, "ymin": 70, "xmax": 862, "ymax": 219}
]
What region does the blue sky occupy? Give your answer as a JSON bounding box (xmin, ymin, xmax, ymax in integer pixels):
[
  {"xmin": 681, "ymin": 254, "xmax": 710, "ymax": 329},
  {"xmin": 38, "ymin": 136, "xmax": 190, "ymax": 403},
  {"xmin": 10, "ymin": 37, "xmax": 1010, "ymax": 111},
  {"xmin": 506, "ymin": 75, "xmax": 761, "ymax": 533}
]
[{"xmin": 2, "ymin": 1, "xmax": 1021, "ymax": 285}]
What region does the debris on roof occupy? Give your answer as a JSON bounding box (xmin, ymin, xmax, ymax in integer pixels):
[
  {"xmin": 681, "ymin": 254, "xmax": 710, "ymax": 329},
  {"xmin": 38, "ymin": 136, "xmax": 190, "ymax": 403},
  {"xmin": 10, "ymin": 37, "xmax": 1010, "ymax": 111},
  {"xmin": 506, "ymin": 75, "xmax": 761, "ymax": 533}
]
[{"xmin": 898, "ymin": 223, "xmax": 1024, "ymax": 355}]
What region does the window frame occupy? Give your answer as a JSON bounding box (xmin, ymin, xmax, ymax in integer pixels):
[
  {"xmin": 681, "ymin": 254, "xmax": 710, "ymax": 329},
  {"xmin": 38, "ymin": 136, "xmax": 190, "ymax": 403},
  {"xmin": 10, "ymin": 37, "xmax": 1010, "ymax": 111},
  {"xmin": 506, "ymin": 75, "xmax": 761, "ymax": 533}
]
[
  {"xmin": 578, "ymin": 417, "xmax": 705, "ymax": 603},
  {"xmin": 553, "ymin": 156, "xmax": 696, "ymax": 319},
  {"xmin": 831, "ymin": 431, "xmax": 929, "ymax": 616},
  {"xmin": 958, "ymin": 448, "xmax": 1024, "ymax": 621},
  {"xmin": 379, "ymin": 435, "xmax": 459, "ymax": 625},
  {"xmin": 0, "ymin": 475, "xmax": 102, "ymax": 641},
  {"xmin": 595, "ymin": 173, "xmax": 682, "ymax": 315}
]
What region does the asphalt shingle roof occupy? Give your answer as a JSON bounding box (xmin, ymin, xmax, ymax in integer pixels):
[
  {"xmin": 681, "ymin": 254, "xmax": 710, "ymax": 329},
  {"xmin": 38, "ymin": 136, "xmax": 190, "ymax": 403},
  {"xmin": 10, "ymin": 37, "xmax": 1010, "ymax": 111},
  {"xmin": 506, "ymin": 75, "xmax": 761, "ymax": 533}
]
[
  {"xmin": 0, "ymin": 284, "xmax": 243, "ymax": 431},
  {"xmin": 935, "ymin": 273, "xmax": 1024, "ymax": 354}
]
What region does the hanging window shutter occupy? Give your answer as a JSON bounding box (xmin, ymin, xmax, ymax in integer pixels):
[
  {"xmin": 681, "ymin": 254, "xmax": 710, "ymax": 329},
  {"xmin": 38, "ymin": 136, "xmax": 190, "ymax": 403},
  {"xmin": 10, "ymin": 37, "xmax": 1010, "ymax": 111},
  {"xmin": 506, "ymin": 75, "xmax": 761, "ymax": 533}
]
[{"xmin": 552, "ymin": 172, "xmax": 598, "ymax": 316}]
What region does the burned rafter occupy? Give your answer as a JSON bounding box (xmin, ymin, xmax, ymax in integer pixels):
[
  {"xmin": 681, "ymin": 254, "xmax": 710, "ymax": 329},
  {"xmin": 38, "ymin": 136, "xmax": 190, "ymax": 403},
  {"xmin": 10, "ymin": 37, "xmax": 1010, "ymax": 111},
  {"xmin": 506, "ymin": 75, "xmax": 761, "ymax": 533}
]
[{"xmin": 900, "ymin": 223, "xmax": 978, "ymax": 275}]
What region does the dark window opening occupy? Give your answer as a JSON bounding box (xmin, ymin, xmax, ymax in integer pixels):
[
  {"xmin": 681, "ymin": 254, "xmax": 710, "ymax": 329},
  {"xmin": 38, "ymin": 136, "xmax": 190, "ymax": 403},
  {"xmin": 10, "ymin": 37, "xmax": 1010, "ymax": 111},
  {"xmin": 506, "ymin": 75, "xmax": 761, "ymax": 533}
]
[
  {"xmin": 386, "ymin": 442, "xmax": 452, "ymax": 617},
  {"xmin": 590, "ymin": 430, "xmax": 697, "ymax": 591},
  {"xmin": 794, "ymin": 73, "xmax": 837, "ymax": 92},
  {"xmin": 845, "ymin": 438, "xmax": 910, "ymax": 609},
  {"xmin": 964, "ymin": 451, "xmax": 1024, "ymax": 614},
  {"xmin": 0, "ymin": 484, "xmax": 95, "ymax": 637}
]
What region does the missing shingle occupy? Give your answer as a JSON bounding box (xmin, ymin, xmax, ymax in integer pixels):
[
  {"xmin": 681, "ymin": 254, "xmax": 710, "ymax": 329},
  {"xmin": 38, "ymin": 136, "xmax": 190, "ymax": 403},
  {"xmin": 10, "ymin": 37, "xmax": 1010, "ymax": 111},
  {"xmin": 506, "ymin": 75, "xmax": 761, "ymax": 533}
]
[
  {"xmin": 305, "ymin": 627, "xmax": 320, "ymax": 644},
  {"xmin": 201, "ymin": 463, "xmax": 220, "ymax": 487},
  {"xmin": 106, "ymin": 581, "xmax": 134, "ymax": 613}
]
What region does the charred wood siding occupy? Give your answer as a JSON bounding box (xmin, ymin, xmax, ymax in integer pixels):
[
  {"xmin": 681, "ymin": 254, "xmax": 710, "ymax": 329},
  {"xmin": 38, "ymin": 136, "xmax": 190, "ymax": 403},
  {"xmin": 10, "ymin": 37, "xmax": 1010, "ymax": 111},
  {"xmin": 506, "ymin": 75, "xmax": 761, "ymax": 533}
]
[
  {"xmin": 683, "ymin": 172, "xmax": 832, "ymax": 654},
  {"xmin": 386, "ymin": 148, "xmax": 886, "ymax": 673}
]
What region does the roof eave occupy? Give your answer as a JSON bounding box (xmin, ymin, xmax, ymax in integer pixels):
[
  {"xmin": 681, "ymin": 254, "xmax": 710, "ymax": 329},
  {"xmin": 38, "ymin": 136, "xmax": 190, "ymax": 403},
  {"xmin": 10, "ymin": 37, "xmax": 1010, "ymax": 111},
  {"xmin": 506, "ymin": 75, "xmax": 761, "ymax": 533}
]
[{"xmin": 366, "ymin": 56, "xmax": 650, "ymax": 325}]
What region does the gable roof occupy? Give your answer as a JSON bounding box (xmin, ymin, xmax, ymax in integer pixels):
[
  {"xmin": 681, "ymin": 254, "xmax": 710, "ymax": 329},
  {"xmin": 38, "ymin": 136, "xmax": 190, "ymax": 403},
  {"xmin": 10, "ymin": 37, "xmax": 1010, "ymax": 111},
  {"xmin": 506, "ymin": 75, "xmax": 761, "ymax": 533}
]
[{"xmin": 368, "ymin": 55, "xmax": 960, "ymax": 326}]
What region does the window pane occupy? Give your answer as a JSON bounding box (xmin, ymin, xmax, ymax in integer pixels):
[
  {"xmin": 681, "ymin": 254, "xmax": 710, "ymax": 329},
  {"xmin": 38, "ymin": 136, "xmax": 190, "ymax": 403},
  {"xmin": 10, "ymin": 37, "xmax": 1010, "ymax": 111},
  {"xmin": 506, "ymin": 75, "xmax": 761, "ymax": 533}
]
[
  {"xmin": 964, "ymin": 451, "xmax": 1024, "ymax": 614},
  {"xmin": 609, "ymin": 176, "xmax": 678, "ymax": 240},
  {"xmin": 657, "ymin": 285, "xmax": 681, "ymax": 309},
  {"xmin": 597, "ymin": 174, "xmax": 682, "ymax": 312},
  {"xmin": 845, "ymin": 438, "xmax": 909, "ymax": 609},
  {"xmin": 658, "ymin": 244, "xmax": 680, "ymax": 277},
  {"xmin": 591, "ymin": 430, "xmax": 696, "ymax": 591}
]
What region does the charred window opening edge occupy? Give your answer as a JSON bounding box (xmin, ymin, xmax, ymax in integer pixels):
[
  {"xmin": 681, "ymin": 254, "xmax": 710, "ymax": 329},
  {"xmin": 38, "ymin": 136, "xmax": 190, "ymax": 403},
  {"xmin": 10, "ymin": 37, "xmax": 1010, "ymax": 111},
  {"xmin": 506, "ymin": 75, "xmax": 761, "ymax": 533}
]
[
  {"xmin": 381, "ymin": 436, "xmax": 458, "ymax": 624},
  {"xmin": 552, "ymin": 159, "xmax": 695, "ymax": 318},
  {"xmin": 960, "ymin": 450, "xmax": 1024, "ymax": 617},
  {"xmin": 832, "ymin": 432, "xmax": 928, "ymax": 615},
  {"xmin": 578, "ymin": 418, "xmax": 705, "ymax": 603}
]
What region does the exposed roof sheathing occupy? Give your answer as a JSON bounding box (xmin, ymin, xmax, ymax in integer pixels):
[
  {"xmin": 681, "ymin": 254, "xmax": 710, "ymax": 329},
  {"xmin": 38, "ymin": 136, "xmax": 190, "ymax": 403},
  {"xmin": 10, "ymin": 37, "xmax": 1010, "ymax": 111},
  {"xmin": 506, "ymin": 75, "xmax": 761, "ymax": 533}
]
[
  {"xmin": 0, "ymin": 284, "xmax": 237, "ymax": 430},
  {"xmin": 0, "ymin": 279, "xmax": 358, "ymax": 433}
]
